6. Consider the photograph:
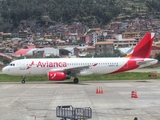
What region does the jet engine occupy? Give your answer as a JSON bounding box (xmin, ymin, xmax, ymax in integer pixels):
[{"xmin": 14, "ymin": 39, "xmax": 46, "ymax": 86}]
[{"xmin": 47, "ymin": 71, "xmax": 70, "ymax": 81}]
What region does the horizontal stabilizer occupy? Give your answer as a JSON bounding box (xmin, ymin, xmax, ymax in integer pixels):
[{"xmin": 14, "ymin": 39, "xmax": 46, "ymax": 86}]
[{"xmin": 136, "ymin": 59, "xmax": 158, "ymax": 65}]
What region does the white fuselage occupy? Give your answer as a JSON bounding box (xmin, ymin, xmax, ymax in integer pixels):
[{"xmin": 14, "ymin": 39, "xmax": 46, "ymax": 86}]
[{"xmin": 2, "ymin": 58, "xmax": 158, "ymax": 76}]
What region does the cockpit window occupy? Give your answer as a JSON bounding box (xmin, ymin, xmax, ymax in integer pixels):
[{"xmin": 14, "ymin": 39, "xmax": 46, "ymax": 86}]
[{"xmin": 9, "ymin": 63, "xmax": 15, "ymax": 66}]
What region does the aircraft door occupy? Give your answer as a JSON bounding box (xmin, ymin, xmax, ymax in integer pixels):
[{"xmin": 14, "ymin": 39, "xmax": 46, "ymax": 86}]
[{"xmin": 20, "ymin": 61, "xmax": 26, "ymax": 70}]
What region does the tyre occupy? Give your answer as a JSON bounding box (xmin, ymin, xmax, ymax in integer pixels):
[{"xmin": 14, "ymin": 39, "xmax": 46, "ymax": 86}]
[
  {"xmin": 21, "ymin": 80, "xmax": 25, "ymax": 84},
  {"xmin": 74, "ymin": 78, "xmax": 79, "ymax": 84}
]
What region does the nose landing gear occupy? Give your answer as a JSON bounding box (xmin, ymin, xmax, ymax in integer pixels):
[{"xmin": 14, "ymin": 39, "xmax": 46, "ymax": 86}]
[{"xmin": 21, "ymin": 76, "xmax": 26, "ymax": 84}]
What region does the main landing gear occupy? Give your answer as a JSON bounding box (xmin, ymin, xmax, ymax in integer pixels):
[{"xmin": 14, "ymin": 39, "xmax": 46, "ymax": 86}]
[
  {"xmin": 74, "ymin": 77, "xmax": 79, "ymax": 84},
  {"xmin": 72, "ymin": 73, "xmax": 79, "ymax": 84},
  {"xmin": 21, "ymin": 76, "xmax": 26, "ymax": 84}
]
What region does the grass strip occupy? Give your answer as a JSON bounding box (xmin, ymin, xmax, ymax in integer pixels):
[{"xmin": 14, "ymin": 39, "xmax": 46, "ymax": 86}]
[{"xmin": 0, "ymin": 72, "xmax": 159, "ymax": 82}]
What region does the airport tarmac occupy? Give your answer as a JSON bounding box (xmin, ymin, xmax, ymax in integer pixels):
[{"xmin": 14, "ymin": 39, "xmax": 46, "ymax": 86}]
[{"xmin": 0, "ymin": 80, "xmax": 160, "ymax": 120}]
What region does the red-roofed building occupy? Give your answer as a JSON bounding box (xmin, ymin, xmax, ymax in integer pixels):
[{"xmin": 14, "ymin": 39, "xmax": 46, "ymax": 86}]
[
  {"xmin": 0, "ymin": 53, "xmax": 12, "ymax": 59},
  {"xmin": 14, "ymin": 49, "xmax": 34, "ymax": 56}
]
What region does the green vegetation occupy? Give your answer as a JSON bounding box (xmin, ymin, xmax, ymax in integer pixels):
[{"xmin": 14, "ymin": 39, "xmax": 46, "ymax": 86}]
[
  {"xmin": 0, "ymin": 0, "xmax": 159, "ymax": 32},
  {"xmin": 1, "ymin": 57, "xmax": 11, "ymax": 65},
  {"xmin": 85, "ymin": 49, "xmax": 126, "ymax": 58},
  {"xmin": 155, "ymin": 53, "xmax": 160, "ymax": 61},
  {"xmin": 0, "ymin": 0, "xmax": 121, "ymax": 31},
  {"xmin": 0, "ymin": 72, "xmax": 159, "ymax": 82}
]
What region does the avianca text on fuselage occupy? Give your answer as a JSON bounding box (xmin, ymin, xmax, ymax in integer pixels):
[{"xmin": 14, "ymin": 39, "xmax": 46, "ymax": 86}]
[{"xmin": 37, "ymin": 61, "xmax": 67, "ymax": 68}]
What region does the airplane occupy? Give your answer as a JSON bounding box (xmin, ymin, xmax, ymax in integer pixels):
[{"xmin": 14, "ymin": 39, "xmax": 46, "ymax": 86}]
[{"xmin": 2, "ymin": 32, "xmax": 158, "ymax": 84}]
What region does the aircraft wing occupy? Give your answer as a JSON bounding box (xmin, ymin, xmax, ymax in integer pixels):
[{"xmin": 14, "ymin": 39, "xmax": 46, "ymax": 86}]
[{"xmin": 48, "ymin": 65, "xmax": 90, "ymax": 72}]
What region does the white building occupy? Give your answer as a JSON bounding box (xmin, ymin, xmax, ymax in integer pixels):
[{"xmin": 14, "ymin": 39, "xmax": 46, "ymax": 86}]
[{"xmin": 92, "ymin": 32, "xmax": 98, "ymax": 46}]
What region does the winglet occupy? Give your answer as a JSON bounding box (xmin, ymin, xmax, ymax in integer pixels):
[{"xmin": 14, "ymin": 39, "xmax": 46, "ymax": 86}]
[{"xmin": 125, "ymin": 32, "xmax": 155, "ymax": 58}]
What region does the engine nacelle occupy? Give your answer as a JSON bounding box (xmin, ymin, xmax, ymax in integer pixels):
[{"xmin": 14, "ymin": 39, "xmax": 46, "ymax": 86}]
[{"xmin": 48, "ymin": 72, "xmax": 70, "ymax": 81}]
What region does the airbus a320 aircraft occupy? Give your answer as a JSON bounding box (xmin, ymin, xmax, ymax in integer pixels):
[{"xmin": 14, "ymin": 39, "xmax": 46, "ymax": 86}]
[{"xmin": 2, "ymin": 32, "xmax": 158, "ymax": 84}]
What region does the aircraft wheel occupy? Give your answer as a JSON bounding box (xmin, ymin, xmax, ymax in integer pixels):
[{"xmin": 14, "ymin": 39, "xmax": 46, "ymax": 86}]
[
  {"xmin": 21, "ymin": 80, "xmax": 25, "ymax": 84},
  {"xmin": 74, "ymin": 78, "xmax": 79, "ymax": 84}
]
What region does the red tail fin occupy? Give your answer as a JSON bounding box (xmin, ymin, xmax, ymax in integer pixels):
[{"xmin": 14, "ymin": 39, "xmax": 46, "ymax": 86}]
[{"xmin": 126, "ymin": 32, "xmax": 155, "ymax": 58}]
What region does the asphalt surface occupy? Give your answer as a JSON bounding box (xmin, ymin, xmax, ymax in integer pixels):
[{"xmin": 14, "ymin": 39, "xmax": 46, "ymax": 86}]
[
  {"xmin": 129, "ymin": 68, "xmax": 160, "ymax": 73},
  {"xmin": 0, "ymin": 80, "xmax": 160, "ymax": 120}
]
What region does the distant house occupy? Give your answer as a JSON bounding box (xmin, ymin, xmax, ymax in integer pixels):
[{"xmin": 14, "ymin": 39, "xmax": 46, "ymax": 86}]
[
  {"xmin": 86, "ymin": 46, "xmax": 95, "ymax": 54},
  {"xmin": 2, "ymin": 33, "xmax": 11, "ymax": 40},
  {"xmin": 84, "ymin": 28, "xmax": 101, "ymax": 35},
  {"xmin": 122, "ymin": 32, "xmax": 140, "ymax": 39},
  {"xmin": 95, "ymin": 42, "xmax": 114, "ymax": 55},
  {"xmin": 74, "ymin": 46, "xmax": 88, "ymax": 57},
  {"xmin": 98, "ymin": 35, "xmax": 106, "ymax": 42},
  {"xmin": 79, "ymin": 36, "xmax": 86, "ymax": 44},
  {"xmin": 86, "ymin": 36, "xmax": 91, "ymax": 44},
  {"xmin": 79, "ymin": 35, "xmax": 92, "ymax": 44},
  {"xmin": 14, "ymin": 48, "xmax": 59, "ymax": 58},
  {"xmin": 14, "ymin": 48, "xmax": 36, "ymax": 57},
  {"xmin": 110, "ymin": 22, "xmax": 122, "ymax": 30},
  {"xmin": 68, "ymin": 32, "xmax": 78, "ymax": 41},
  {"xmin": 92, "ymin": 32, "xmax": 98, "ymax": 46},
  {"xmin": 114, "ymin": 38, "xmax": 138, "ymax": 48},
  {"xmin": 19, "ymin": 31, "xmax": 28, "ymax": 39}
]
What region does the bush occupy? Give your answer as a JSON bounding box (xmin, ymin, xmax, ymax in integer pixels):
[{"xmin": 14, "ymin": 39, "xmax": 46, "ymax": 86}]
[{"xmin": 1, "ymin": 57, "xmax": 11, "ymax": 65}]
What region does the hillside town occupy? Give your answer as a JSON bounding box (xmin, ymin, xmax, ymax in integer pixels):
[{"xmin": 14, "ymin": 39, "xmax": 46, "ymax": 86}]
[{"xmin": 1, "ymin": 13, "xmax": 160, "ymax": 64}]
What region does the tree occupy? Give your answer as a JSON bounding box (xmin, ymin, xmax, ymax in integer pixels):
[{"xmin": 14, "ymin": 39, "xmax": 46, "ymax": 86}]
[
  {"xmin": 1, "ymin": 57, "xmax": 11, "ymax": 65},
  {"xmin": 0, "ymin": 0, "xmax": 122, "ymax": 31},
  {"xmin": 155, "ymin": 53, "xmax": 160, "ymax": 61}
]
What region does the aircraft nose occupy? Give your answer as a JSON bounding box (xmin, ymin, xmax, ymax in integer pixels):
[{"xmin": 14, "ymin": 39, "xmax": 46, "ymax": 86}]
[{"xmin": 2, "ymin": 67, "xmax": 8, "ymax": 74}]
